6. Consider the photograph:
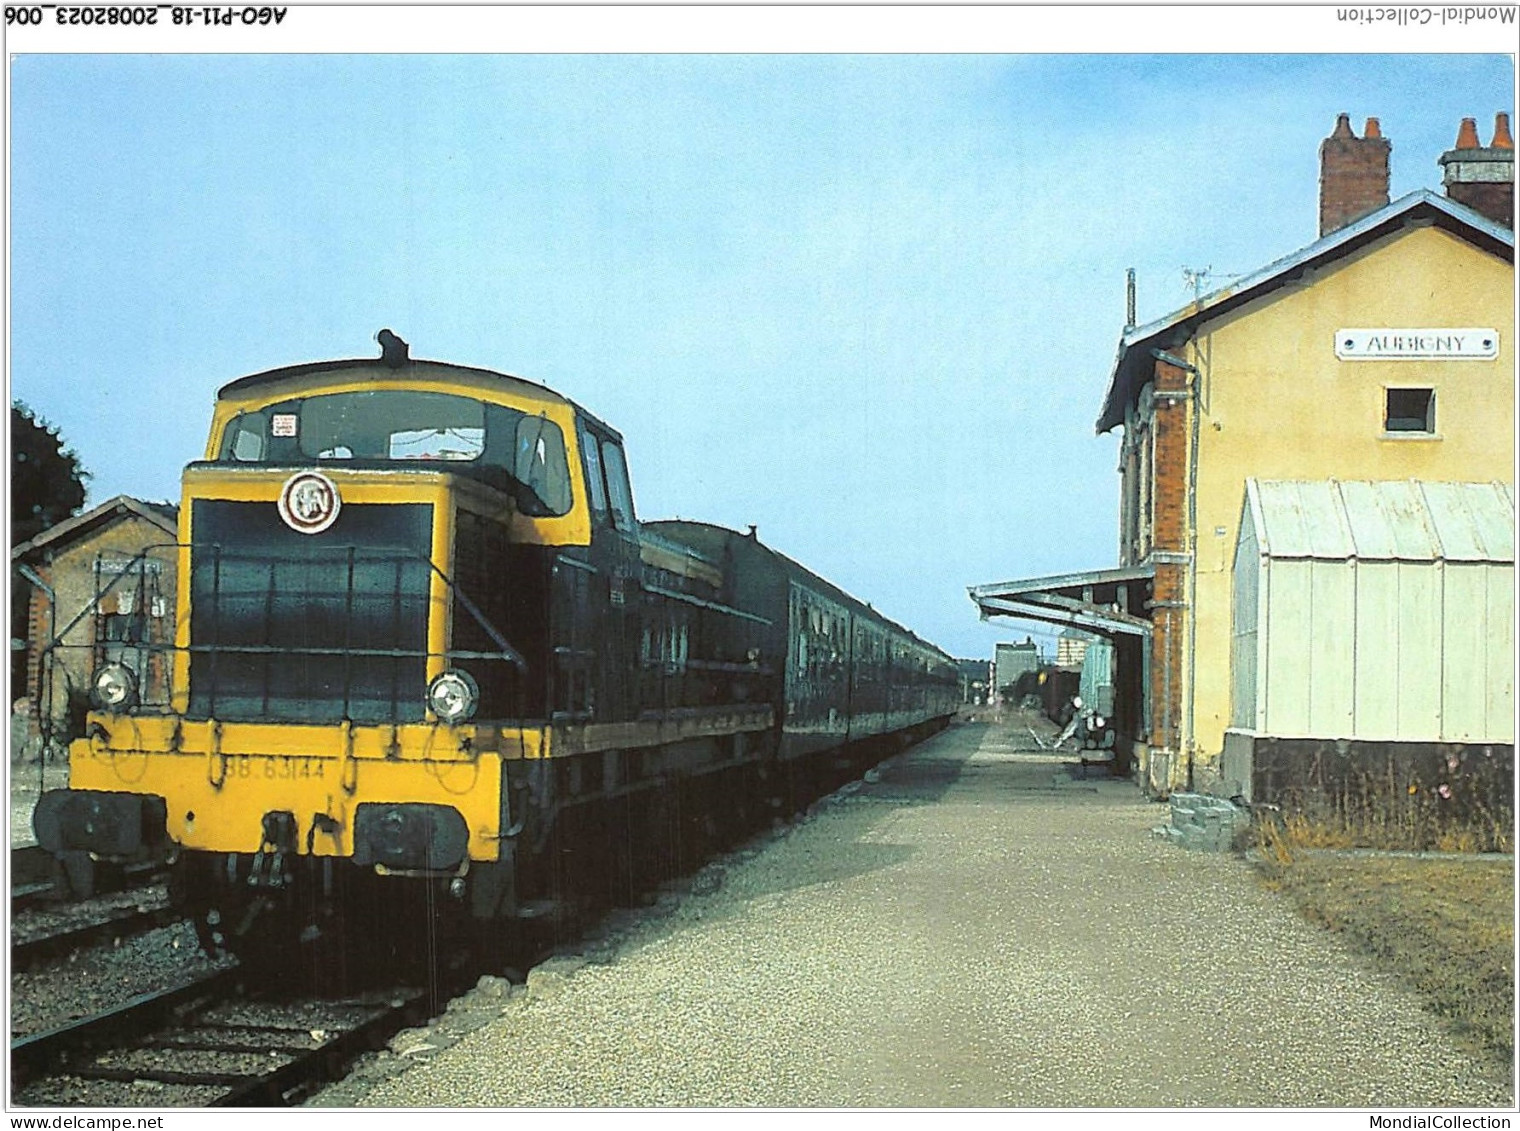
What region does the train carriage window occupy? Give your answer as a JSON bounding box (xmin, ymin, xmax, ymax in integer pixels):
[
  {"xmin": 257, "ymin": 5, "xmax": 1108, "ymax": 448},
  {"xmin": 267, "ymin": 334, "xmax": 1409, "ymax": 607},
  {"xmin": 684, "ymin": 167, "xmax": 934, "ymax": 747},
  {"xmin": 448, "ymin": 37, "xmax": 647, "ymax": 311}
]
[{"xmin": 602, "ymin": 440, "xmax": 637, "ymax": 534}]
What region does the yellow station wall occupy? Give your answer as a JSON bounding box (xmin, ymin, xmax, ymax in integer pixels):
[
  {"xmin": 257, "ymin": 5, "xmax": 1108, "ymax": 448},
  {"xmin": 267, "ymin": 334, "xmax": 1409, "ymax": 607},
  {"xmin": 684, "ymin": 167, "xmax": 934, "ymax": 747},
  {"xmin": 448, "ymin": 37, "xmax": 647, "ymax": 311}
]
[{"xmin": 1177, "ymin": 224, "xmax": 1515, "ymax": 769}]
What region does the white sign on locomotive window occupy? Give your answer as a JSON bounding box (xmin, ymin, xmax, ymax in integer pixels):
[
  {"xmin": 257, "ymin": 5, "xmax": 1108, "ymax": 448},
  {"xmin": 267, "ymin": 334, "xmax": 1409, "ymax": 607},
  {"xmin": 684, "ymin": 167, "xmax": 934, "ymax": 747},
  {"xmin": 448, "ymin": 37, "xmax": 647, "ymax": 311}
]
[{"xmin": 1335, "ymin": 328, "xmax": 1499, "ymax": 361}]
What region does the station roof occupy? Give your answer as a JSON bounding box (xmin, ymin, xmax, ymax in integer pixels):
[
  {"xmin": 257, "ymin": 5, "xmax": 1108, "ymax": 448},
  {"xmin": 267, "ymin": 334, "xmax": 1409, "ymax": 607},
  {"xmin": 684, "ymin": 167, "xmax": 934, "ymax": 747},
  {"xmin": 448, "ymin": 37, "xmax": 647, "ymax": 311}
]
[
  {"xmin": 968, "ymin": 564, "xmax": 1155, "ymax": 639},
  {"xmin": 1243, "ymin": 479, "xmax": 1516, "ymax": 564},
  {"xmin": 1096, "ymin": 190, "xmax": 1515, "ymax": 435}
]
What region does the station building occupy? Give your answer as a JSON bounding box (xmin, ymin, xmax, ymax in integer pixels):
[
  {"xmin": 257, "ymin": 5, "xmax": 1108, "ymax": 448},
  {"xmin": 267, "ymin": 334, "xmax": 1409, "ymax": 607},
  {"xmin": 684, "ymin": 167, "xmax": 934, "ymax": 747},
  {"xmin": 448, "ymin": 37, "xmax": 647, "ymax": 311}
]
[{"xmin": 972, "ymin": 113, "xmax": 1515, "ymax": 803}]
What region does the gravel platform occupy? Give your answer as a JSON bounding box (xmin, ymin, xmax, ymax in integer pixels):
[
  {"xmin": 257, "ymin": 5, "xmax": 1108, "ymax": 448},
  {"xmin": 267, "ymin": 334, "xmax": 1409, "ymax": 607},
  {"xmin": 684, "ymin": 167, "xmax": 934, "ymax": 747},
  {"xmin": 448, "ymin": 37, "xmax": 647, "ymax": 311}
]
[{"xmin": 313, "ymin": 717, "xmax": 1513, "ymax": 1108}]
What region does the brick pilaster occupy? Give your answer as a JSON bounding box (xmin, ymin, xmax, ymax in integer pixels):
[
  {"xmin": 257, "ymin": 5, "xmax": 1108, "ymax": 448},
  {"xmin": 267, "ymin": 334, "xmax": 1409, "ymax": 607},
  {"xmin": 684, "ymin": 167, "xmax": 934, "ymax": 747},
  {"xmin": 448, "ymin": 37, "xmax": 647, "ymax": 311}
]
[
  {"xmin": 23, "ymin": 565, "xmax": 53, "ymax": 732},
  {"xmin": 1147, "ymin": 356, "xmax": 1193, "ymax": 788}
]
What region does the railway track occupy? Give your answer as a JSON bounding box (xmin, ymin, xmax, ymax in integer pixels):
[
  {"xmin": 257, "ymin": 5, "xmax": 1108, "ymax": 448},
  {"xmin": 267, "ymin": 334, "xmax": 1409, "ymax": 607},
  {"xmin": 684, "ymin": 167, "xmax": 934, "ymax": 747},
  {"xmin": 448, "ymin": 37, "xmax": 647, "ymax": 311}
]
[
  {"xmin": 11, "ymin": 844, "xmax": 69, "ymax": 910},
  {"xmin": 11, "ymin": 892, "xmax": 185, "ymax": 973},
  {"xmin": 12, "ymin": 843, "xmax": 182, "ymax": 973},
  {"xmin": 11, "ymin": 967, "xmax": 442, "ymax": 1107},
  {"xmin": 11, "ymin": 844, "xmax": 170, "ymax": 912}
]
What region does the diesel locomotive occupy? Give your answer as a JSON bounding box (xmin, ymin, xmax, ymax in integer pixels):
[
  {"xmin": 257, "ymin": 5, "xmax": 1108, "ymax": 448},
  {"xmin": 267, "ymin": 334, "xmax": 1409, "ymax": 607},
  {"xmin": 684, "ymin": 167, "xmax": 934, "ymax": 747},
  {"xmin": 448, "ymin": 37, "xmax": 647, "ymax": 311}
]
[{"xmin": 34, "ymin": 335, "xmax": 959, "ymax": 965}]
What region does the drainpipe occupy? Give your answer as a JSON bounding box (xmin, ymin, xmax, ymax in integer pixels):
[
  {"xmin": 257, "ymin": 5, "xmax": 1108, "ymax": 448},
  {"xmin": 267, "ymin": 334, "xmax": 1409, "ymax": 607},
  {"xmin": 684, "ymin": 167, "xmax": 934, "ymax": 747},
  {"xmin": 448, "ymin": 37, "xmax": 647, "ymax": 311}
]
[
  {"xmin": 16, "ymin": 563, "xmax": 57, "ymax": 780},
  {"xmin": 1152, "ymin": 348, "xmax": 1201, "ymax": 792}
]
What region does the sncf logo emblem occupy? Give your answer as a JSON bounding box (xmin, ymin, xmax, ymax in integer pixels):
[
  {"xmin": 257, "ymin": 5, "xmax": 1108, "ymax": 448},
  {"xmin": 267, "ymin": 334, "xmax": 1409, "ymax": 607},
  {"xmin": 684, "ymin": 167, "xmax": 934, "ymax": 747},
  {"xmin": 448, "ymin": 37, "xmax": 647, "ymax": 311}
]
[{"xmin": 277, "ymin": 472, "xmax": 342, "ymax": 535}]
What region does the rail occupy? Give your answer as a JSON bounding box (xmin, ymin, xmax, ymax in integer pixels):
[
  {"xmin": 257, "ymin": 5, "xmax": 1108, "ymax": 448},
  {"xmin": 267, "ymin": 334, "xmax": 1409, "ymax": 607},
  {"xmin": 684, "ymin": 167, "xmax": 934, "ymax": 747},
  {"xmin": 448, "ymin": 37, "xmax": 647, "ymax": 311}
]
[{"xmin": 11, "ymin": 967, "xmax": 438, "ymax": 1106}]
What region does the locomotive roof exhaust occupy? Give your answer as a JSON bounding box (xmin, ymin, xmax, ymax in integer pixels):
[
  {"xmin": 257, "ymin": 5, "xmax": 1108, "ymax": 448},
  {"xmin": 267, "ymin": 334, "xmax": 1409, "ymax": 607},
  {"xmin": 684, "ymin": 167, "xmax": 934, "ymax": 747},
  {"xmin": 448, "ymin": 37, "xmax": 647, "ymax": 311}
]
[{"xmin": 377, "ymin": 328, "xmax": 410, "ymax": 368}]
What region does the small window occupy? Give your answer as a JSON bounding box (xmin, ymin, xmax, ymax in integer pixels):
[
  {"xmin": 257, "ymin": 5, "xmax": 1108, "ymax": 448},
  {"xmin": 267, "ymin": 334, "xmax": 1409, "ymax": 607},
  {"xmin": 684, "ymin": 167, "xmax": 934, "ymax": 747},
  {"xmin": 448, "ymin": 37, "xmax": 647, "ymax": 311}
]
[
  {"xmin": 513, "ymin": 414, "xmax": 572, "ymax": 515},
  {"xmin": 602, "ymin": 440, "xmax": 636, "ymax": 534},
  {"xmin": 579, "ymin": 423, "xmax": 609, "ymax": 524},
  {"xmin": 225, "ymin": 413, "xmax": 267, "ymax": 461},
  {"xmin": 1385, "ymin": 388, "xmax": 1435, "ymax": 434}
]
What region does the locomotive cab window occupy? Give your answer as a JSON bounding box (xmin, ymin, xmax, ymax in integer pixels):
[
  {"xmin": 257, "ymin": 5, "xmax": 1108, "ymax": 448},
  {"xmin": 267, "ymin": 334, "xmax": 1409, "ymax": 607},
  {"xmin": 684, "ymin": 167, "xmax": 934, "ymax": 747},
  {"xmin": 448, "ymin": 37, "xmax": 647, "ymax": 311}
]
[
  {"xmin": 300, "ymin": 391, "xmax": 485, "ymax": 461},
  {"xmin": 602, "ymin": 440, "xmax": 636, "ymax": 533},
  {"xmin": 510, "ymin": 412, "xmax": 572, "ymax": 515},
  {"xmin": 225, "ymin": 411, "xmax": 268, "ymax": 461},
  {"xmin": 576, "ymin": 422, "xmax": 635, "ymax": 532},
  {"xmin": 218, "ymin": 390, "xmax": 573, "ymax": 515},
  {"xmin": 579, "ymin": 421, "xmax": 610, "ymax": 525}
]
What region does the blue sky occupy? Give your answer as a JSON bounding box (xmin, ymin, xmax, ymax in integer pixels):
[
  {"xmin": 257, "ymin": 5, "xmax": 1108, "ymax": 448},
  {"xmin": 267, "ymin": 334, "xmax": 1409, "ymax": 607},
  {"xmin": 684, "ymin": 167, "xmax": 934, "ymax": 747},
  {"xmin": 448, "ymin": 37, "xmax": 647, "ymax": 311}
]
[{"xmin": 8, "ymin": 47, "xmax": 1515, "ymax": 659}]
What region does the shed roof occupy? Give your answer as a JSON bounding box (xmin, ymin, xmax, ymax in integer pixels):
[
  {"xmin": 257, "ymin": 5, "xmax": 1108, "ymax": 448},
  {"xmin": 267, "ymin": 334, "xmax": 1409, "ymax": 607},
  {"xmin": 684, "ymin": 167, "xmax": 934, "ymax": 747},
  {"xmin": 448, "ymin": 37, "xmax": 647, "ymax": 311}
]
[
  {"xmin": 11, "ymin": 496, "xmax": 179, "ymax": 561},
  {"xmin": 1243, "ymin": 479, "xmax": 1515, "ymax": 563},
  {"xmin": 1097, "ymin": 191, "xmax": 1515, "ymax": 434}
]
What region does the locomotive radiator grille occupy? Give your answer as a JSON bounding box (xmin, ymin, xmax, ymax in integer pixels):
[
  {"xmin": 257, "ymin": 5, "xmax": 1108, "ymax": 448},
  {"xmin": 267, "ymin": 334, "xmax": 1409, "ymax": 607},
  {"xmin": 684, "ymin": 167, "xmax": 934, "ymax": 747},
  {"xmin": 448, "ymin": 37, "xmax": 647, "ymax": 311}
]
[{"xmin": 188, "ymin": 500, "xmax": 434, "ymax": 724}]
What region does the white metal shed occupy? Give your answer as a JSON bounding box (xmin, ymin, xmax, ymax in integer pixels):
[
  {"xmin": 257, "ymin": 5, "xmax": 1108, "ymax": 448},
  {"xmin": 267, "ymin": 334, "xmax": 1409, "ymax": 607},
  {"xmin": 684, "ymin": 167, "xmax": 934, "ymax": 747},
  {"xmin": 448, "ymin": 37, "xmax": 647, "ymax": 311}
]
[{"xmin": 1231, "ymin": 479, "xmax": 1514, "ymax": 744}]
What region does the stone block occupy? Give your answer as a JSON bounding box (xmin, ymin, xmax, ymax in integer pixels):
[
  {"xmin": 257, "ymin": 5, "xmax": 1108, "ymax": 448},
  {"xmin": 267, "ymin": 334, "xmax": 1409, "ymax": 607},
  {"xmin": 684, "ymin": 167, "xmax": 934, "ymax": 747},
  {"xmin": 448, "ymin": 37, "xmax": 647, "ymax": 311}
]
[{"xmin": 1165, "ymin": 792, "xmax": 1250, "ymax": 852}]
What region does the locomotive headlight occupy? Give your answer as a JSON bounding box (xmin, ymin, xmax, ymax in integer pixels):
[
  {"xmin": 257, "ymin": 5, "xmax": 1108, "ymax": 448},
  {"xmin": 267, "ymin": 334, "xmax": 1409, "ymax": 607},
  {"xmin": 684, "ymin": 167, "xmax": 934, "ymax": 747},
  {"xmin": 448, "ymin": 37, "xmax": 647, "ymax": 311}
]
[
  {"xmin": 427, "ymin": 670, "xmax": 479, "ymax": 723},
  {"xmin": 1092, "ymin": 715, "xmax": 1106, "ymax": 730},
  {"xmin": 91, "ymin": 663, "xmax": 139, "ymax": 711}
]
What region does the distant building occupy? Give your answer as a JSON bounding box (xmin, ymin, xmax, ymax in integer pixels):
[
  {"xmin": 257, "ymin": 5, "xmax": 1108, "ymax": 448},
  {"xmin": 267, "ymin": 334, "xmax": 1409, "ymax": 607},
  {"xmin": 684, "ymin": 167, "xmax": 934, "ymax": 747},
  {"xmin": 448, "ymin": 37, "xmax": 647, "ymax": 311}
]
[
  {"xmin": 973, "ymin": 112, "xmax": 1514, "ymax": 797},
  {"xmin": 993, "ymin": 639, "xmax": 1038, "ymax": 700},
  {"xmin": 1054, "ymin": 630, "xmax": 1089, "ymax": 670},
  {"xmin": 12, "ymin": 496, "xmax": 179, "ymax": 748}
]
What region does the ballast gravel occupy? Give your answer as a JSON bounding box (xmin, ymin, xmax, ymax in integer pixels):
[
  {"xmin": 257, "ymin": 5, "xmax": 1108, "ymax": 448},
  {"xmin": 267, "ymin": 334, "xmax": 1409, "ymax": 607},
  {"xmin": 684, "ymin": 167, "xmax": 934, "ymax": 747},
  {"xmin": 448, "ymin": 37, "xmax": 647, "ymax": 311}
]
[
  {"xmin": 312, "ymin": 718, "xmax": 1514, "ymax": 1108},
  {"xmin": 10, "ymin": 920, "xmax": 234, "ymax": 1038}
]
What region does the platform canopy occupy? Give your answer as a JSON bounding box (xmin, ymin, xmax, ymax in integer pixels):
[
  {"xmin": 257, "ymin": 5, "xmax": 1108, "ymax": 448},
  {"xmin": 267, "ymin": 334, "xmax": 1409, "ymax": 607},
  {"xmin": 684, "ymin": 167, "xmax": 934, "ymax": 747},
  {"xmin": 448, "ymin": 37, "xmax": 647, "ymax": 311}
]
[{"xmin": 968, "ymin": 564, "xmax": 1154, "ymax": 638}]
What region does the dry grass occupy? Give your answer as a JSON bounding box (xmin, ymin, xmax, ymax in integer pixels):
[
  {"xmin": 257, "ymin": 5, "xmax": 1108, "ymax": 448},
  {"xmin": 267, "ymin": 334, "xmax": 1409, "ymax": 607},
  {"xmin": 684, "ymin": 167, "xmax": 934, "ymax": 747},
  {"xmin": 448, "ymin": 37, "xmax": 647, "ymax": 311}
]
[
  {"xmin": 1255, "ymin": 837, "xmax": 1515, "ymax": 1067},
  {"xmin": 1268, "ymin": 787, "xmax": 1513, "ymax": 854},
  {"xmin": 1261, "ymin": 743, "xmax": 1515, "ymax": 854}
]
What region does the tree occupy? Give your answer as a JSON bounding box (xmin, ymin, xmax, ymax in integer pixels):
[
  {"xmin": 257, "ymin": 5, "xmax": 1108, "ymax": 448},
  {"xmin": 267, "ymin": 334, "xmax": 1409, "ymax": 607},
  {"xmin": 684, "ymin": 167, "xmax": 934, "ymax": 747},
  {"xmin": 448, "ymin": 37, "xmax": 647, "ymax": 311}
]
[
  {"xmin": 12, "ymin": 402, "xmax": 89, "ymax": 695},
  {"xmin": 12, "ymin": 402, "xmax": 88, "ymax": 547}
]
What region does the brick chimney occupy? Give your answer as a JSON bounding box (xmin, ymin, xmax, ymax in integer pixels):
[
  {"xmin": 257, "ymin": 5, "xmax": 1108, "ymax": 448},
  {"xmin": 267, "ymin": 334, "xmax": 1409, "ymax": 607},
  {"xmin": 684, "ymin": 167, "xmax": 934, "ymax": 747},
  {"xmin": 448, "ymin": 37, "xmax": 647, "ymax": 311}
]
[
  {"xmin": 1438, "ymin": 113, "xmax": 1514, "ymax": 228},
  {"xmin": 1319, "ymin": 113, "xmax": 1391, "ymax": 237}
]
